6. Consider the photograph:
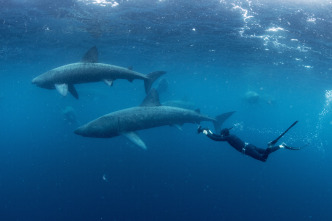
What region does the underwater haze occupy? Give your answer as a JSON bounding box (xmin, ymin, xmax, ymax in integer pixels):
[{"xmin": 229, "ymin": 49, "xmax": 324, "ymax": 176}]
[{"xmin": 1, "ymin": 0, "xmax": 332, "ymax": 220}]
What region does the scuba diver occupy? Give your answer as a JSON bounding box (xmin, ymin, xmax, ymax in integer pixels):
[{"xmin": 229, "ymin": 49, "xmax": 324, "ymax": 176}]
[{"xmin": 197, "ymin": 121, "xmax": 301, "ymax": 162}]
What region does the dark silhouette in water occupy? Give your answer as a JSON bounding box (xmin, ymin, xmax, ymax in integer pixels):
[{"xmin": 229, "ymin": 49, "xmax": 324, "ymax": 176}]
[
  {"xmin": 62, "ymin": 106, "xmax": 78, "ymax": 125},
  {"xmin": 243, "ymin": 90, "xmax": 276, "ymax": 105},
  {"xmin": 155, "ymin": 78, "xmax": 197, "ymax": 110},
  {"xmin": 156, "ymin": 78, "xmax": 169, "ymax": 95},
  {"xmin": 198, "ymin": 121, "xmax": 301, "ymax": 162},
  {"xmin": 244, "ymin": 91, "xmax": 260, "ymax": 104}
]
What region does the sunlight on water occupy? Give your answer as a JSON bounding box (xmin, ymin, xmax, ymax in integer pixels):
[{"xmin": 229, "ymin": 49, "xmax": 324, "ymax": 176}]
[
  {"xmin": 77, "ymin": 0, "xmax": 119, "ymax": 7},
  {"xmin": 266, "ymin": 27, "xmax": 286, "ymax": 32},
  {"xmin": 226, "ymin": 0, "xmax": 315, "ymax": 64},
  {"xmin": 229, "ymin": 2, "xmax": 255, "ymax": 38},
  {"xmin": 317, "ymin": 90, "xmax": 332, "ymax": 123}
]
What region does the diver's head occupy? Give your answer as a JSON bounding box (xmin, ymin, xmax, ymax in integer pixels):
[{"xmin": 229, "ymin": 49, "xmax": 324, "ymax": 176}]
[{"xmin": 220, "ymin": 127, "xmax": 232, "ymax": 136}]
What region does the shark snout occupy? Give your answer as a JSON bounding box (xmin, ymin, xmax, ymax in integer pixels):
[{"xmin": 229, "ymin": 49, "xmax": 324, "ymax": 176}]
[
  {"xmin": 32, "ymin": 77, "xmax": 42, "ymax": 86},
  {"xmin": 31, "ymin": 76, "xmax": 53, "ymax": 89},
  {"xmin": 74, "ymin": 125, "xmax": 93, "ymax": 137},
  {"xmin": 74, "ymin": 127, "xmax": 85, "ymax": 136},
  {"xmin": 31, "ymin": 77, "xmax": 37, "ymax": 84}
]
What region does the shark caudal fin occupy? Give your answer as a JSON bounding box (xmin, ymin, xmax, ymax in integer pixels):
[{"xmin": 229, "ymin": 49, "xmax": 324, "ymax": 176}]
[
  {"xmin": 213, "ymin": 111, "xmax": 236, "ymax": 134},
  {"xmin": 144, "ymin": 71, "xmax": 166, "ymax": 94}
]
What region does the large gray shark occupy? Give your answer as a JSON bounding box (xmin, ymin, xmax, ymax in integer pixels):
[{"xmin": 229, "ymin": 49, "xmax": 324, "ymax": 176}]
[
  {"xmin": 32, "ymin": 46, "xmax": 166, "ymax": 99},
  {"xmin": 74, "ymin": 89, "xmax": 235, "ymax": 149},
  {"xmin": 162, "ymin": 99, "xmax": 197, "ymax": 110}
]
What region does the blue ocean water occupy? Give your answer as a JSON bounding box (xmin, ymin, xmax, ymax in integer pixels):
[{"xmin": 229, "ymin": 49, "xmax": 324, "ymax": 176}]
[{"xmin": 1, "ymin": 0, "xmax": 332, "ymax": 220}]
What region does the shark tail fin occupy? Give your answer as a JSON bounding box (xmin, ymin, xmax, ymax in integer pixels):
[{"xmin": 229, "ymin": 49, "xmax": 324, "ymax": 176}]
[
  {"xmin": 213, "ymin": 111, "xmax": 236, "ymax": 134},
  {"xmin": 144, "ymin": 71, "xmax": 166, "ymax": 94}
]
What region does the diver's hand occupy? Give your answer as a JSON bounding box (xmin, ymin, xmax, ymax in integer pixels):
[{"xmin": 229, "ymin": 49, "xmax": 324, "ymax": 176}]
[{"xmin": 197, "ymin": 126, "xmax": 209, "ymax": 135}]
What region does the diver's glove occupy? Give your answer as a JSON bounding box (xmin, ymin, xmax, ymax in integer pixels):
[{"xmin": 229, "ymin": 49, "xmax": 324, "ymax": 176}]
[{"xmin": 197, "ymin": 126, "xmax": 209, "ymax": 134}]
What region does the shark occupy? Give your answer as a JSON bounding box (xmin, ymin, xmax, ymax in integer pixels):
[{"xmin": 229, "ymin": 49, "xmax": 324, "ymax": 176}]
[
  {"xmin": 162, "ymin": 99, "xmax": 197, "ymax": 110},
  {"xmin": 74, "ymin": 89, "xmax": 235, "ymax": 149},
  {"xmin": 32, "ymin": 46, "xmax": 166, "ymax": 99}
]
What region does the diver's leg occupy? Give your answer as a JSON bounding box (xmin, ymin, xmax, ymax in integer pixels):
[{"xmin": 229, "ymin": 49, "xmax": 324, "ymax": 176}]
[
  {"xmin": 268, "ymin": 121, "xmax": 298, "ymax": 146},
  {"xmin": 265, "ymin": 145, "xmax": 281, "ymax": 154},
  {"xmin": 260, "ymin": 145, "xmax": 281, "ymax": 160},
  {"xmin": 255, "ymin": 147, "xmax": 267, "ymax": 154},
  {"xmin": 244, "ymin": 144, "xmax": 267, "ymax": 162}
]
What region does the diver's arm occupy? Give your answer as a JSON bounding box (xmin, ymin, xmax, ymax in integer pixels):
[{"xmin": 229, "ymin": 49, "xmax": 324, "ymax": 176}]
[
  {"xmin": 206, "ymin": 132, "xmax": 227, "ymax": 141},
  {"xmin": 198, "ymin": 126, "xmax": 227, "ymax": 141},
  {"xmin": 202, "ymin": 129, "xmax": 227, "ymax": 141}
]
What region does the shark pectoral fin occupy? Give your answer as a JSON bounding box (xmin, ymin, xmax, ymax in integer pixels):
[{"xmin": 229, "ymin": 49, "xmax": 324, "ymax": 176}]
[
  {"xmin": 104, "ymin": 79, "xmax": 114, "ymax": 86},
  {"xmin": 122, "ymin": 132, "xmax": 147, "ymax": 150},
  {"xmin": 55, "ymin": 84, "xmax": 68, "ymax": 96},
  {"xmin": 68, "ymin": 84, "xmax": 79, "ymax": 99},
  {"xmin": 171, "ymin": 124, "xmax": 183, "ymax": 131}
]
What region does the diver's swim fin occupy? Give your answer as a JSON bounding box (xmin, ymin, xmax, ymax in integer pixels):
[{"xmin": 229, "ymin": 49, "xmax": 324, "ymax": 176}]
[
  {"xmin": 283, "ymin": 144, "xmax": 301, "ymax": 150},
  {"xmin": 269, "ymin": 121, "xmax": 298, "ymax": 146},
  {"xmin": 284, "ymin": 142, "xmax": 309, "ymax": 150}
]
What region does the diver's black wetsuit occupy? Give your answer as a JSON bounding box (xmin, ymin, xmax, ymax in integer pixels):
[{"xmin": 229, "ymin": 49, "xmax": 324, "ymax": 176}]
[
  {"xmin": 204, "ymin": 131, "xmax": 280, "ymax": 162},
  {"xmin": 198, "ymin": 122, "xmax": 301, "ymax": 162}
]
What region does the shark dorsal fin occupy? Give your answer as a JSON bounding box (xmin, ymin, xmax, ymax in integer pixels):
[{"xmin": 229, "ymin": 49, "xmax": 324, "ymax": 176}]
[
  {"xmin": 81, "ymin": 46, "xmax": 98, "ymax": 63},
  {"xmin": 140, "ymin": 88, "xmax": 161, "ymax": 107}
]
